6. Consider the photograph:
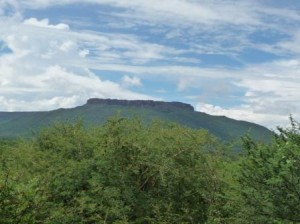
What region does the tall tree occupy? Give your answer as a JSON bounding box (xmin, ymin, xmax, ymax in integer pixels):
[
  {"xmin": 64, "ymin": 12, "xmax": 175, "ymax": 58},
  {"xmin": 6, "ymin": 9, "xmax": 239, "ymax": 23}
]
[{"xmin": 238, "ymin": 118, "xmax": 300, "ymax": 223}]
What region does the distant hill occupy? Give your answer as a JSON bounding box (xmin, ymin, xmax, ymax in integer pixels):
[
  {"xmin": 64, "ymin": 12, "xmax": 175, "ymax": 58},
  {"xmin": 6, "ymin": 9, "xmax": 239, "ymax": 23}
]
[{"xmin": 0, "ymin": 98, "xmax": 273, "ymax": 142}]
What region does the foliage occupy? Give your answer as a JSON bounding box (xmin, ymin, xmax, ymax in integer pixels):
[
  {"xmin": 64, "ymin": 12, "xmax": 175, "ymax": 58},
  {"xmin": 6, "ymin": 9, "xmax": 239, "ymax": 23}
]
[
  {"xmin": 0, "ymin": 117, "xmax": 229, "ymax": 223},
  {"xmin": 1, "ymin": 115, "xmax": 298, "ymax": 223},
  {"xmin": 237, "ymin": 117, "xmax": 300, "ymax": 223}
]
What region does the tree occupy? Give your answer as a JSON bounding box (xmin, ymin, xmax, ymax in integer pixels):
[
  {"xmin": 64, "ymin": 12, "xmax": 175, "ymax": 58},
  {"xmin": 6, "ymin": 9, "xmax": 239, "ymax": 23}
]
[
  {"xmin": 238, "ymin": 118, "xmax": 300, "ymax": 223},
  {"xmin": 0, "ymin": 117, "xmax": 230, "ymax": 223}
]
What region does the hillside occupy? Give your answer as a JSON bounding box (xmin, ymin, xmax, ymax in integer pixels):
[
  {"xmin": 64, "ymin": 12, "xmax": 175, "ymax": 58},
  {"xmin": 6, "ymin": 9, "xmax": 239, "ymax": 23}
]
[{"xmin": 0, "ymin": 98, "xmax": 272, "ymax": 141}]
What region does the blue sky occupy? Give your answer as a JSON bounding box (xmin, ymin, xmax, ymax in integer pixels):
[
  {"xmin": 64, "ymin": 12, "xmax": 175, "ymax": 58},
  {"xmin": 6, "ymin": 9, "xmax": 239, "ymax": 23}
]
[{"xmin": 0, "ymin": 0, "xmax": 300, "ymax": 128}]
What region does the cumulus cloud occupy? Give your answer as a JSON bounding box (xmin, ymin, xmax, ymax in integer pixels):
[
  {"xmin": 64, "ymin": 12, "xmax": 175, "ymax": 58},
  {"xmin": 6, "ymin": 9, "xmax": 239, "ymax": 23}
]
[
  {"xmin": 195, "ymin": 103, "xmax": 290, "ymax": 129},
  {"xmin": 121, "ymin": 75, "xmax": 142, "ymax": 87},
  {"xmin": 0, "ymin": 63, "xmax": 155, "ymax": 111},
  {"xmin": 79, "ymin": 49, "xmax": 89, "ymax": 58},
  {"xmin": 0, "ymin": 17, "xmax": 156, "ymax": 111},
  {"xmin": 24, "ymin": 17, "xmax": 69, "ymax": 30},
  {"xmin": 193, "ymin": 59, "xmax": 300, "ymax": 128},
  {"xmin": 191, "ymin": 61, "xmax": 300, "ymax": 128}
]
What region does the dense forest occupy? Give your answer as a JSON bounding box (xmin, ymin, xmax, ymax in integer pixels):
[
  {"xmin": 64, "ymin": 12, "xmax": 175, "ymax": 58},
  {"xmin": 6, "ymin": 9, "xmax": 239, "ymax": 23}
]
[{"xmin": 0, "ymin": 116, "xmax": 299, "ymax": 223}]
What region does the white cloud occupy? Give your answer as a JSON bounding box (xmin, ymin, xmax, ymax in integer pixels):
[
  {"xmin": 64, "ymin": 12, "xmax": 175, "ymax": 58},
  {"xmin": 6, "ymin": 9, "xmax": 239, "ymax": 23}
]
[
  {"xmin": 195, "ymin": 103, "xmax": 290, "ymax": 129},
  {"xmin": 59, "ymin": 40, "xmax": 75, "ymax": 52},
  {"xmin": 23, "ymin": 17, "xmax": 69, "ymax": 30},
  {"xmin": 0, "ymin": 17, "xmax": 156, "ymax": 111},
  {"xmin": 4, "ymin": 1, "xmax": 300, "ymax": 58},
  {"xmin": 9, "ymin": 1, "xmax": 300, "ymax": 34},
  {"xmin": 79, "ymin": 49, "xmax": 89, "ymax": 58},
  {"xmin": 110, "ymin": 0, "xmax": 261, "ymax": 26},
  {"xmin": 10, "ymin": 0, "xmax": 262, "ymax": 26},
  {"xmin": 0, "ymin": 64, "xmax": 155, "ymax": 111},
  {"xmin": 191, "ymin": 59, "xmax": 300, "ymax": 128},
  {"xmin": 121, "ymin": 75, "xmax": 142, "ymax": 87}
]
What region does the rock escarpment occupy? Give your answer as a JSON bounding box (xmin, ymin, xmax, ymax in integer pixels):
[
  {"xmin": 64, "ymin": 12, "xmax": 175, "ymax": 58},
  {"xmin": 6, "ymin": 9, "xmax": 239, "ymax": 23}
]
[{"xmin": 86, "ymin": 98, "xmax": 194, "ymax": 112}]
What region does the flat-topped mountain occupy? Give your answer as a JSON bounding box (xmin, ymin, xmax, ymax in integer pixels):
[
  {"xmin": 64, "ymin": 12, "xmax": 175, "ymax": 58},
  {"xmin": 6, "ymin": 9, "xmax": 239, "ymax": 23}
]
[
  {"xmin": 86, "ymin": 98, "xmax": 195, "ymax": 111},
  {"xmin": 0, "ymin": 98, "xmax": 273, "ymax": 142}
]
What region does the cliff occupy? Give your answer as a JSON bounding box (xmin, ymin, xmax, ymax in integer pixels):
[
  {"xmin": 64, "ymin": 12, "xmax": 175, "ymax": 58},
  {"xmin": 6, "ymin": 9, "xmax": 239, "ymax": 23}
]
[{"xmin": 86, "ymin": 98, "xmax": 194, "ymax": 112}]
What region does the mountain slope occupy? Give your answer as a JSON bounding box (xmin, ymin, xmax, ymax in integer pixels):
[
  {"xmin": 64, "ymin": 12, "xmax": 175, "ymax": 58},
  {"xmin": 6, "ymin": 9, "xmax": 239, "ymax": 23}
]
[{"xmin": 0, "ymin": 98, "xmax": 273, "ymax": 141}]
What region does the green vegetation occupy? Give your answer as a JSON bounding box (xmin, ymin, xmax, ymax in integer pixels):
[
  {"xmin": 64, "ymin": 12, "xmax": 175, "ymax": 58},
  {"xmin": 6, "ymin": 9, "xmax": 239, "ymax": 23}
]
[
  {"xmin": 0, "ymin": 116, "xmax": 299, "ymax": 223},
  {"xmin": 236, "ymin": 118, "xmax": 300, "ymax": 223},
  {"xmin": 0, "ymin": 102, "xmax": 272, "ymax": 142}
]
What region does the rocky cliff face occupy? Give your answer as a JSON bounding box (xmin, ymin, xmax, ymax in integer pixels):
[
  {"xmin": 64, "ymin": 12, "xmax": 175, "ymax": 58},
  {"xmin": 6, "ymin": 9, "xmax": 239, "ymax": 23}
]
[{"xmin": 86, "ymin": 98, "xmax": 194, "ymax": 112}]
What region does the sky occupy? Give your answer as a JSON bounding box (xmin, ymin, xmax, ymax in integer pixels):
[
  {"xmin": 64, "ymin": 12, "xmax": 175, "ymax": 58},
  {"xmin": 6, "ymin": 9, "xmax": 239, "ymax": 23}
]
[{"xmin": 0, "ymin": 0, "xmax": 300, "ymax": 129}]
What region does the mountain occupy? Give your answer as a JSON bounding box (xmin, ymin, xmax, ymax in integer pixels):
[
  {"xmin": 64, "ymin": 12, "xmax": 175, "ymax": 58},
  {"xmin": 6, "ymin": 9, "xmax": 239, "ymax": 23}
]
[{"xmin": 0, "ymin": 98, "xmax": 273, "ymax": 142}]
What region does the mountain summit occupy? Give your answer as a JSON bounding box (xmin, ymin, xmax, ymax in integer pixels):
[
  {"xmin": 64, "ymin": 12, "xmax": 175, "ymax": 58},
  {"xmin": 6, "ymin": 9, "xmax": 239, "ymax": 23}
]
[{"xmin": 86, "ymin": 98, "xmax": 194, "ymax": 111}]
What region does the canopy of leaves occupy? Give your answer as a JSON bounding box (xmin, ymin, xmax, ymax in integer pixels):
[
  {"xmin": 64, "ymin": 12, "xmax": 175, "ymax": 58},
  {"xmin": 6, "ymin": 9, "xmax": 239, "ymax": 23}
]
[
  {"xmin": 0, "ymin": 117, "xmax": 229, "ymax": 223},
  {"xmin": 237, "ymin": 117, "xmax": 300, "ymax": 223},
  {"xmin": 1, "ymin": 116, "xmax": 299, "ymax": 223}
]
